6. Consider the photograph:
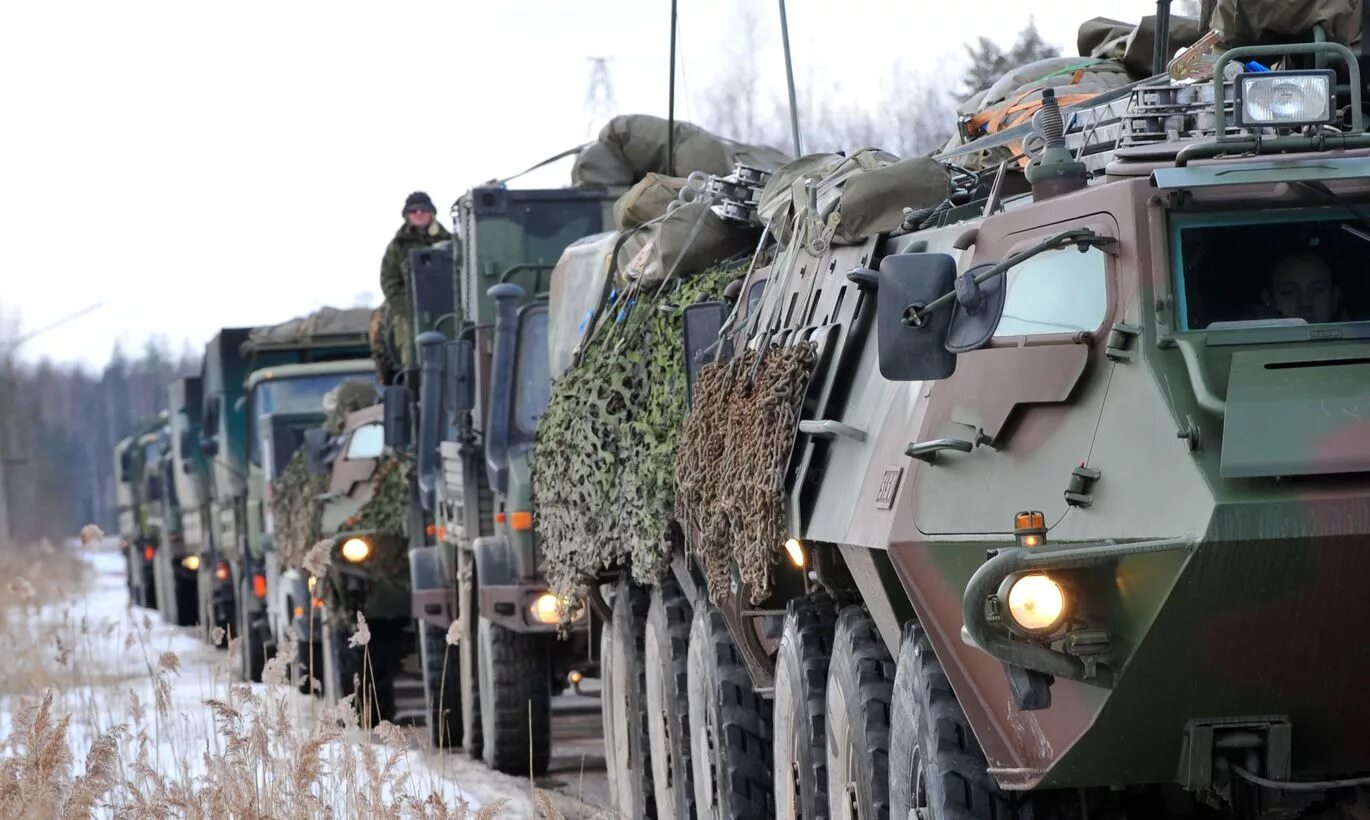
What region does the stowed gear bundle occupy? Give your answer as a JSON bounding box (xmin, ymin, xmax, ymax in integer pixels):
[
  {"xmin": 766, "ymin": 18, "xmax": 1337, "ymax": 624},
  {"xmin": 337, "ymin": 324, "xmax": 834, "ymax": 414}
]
[
  {"xmin": 270, "ymin": 449, "xmax": 328, "ymax": 572},
  {"xmin": 536, "ymin": 264, "xmax": 739, "ymax": 603},
  {"xmin": 674, "ymin": 341, "xmax": 816, "ymax": 605}
]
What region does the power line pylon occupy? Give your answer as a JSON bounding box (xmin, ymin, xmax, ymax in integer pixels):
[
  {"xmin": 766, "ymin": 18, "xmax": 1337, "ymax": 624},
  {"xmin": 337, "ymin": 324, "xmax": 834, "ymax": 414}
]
[{"xmin": 585, "ymin": 56, "xmax": 616, "ymax": 136}]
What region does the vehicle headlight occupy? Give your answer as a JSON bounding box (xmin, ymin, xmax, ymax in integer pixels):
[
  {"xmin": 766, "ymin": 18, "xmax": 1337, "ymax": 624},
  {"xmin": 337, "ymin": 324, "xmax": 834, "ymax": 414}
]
[
  {"xmin": 181, "ymin": 555, "xmax": 201, "ymax": 571},
  {"xmin": 340, "ymin": 537, "xmax": 372, "ymax": 563},
  {"xmin": 529, "ymin": 592, "xmax": 583, "ymax": 625},
  {"xmin": 307, "ymin": 575, "xmax": 317, "ymax": 592},
  {"xmin": 1003, "ymin": 573, "xmax": 1069, "ymax": 636},
  {"xmin": 1236, "ymin": 70, "xmax": 1335, "ymax": 128}
]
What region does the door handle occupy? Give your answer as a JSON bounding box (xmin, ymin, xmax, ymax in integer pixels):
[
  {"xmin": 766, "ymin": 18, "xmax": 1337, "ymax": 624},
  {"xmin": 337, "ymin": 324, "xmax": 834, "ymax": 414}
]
[{"xmin": 905, "ymin": 437, "xmax": 974, "ymax": 464}]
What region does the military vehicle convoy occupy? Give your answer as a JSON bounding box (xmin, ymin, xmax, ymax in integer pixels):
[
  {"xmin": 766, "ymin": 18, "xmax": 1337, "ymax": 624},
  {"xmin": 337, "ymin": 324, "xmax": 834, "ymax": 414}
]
[
  {"xmin": 115, "ymin": 416, "xmax": 170, "ymax": 610},
  {"xmin": 533, "ymin": 7, "xmax": 1370, "ymax": 820}
]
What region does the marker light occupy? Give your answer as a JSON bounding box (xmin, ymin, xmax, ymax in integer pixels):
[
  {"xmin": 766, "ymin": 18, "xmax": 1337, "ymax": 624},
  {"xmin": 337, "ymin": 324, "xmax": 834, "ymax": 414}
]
[
  {"xmin": 252, "ymin": 574, "xmax": 267, "ymax": 599},
  {"xmin": 340, "ymin": 538, "xmax": 372, "ymax": 563},
  {"xmin": 509, "ymin": 511, "xmax": 534, "ymax": 532},
  {"xmin": 181, "ymin": 555, "xmax": 201, "ymax": 571},
  {"xmin": 568, "ymin": 670, "xmax": 583, "ymax": 684},
  {"xmin": 307, "ymin": 575, "xmax": 317, "ymax": 592},
  {"xmin": 530, "ymin": 593, "xmax": 561, "ymax": 625},
  {"xmin": 784, "ymin": 538, "xmax": 806, "ymax": 568},
  {"xmin": 1236, "ymin": 70, "xmax": 1335, "ymax": 128},
  {"xmin": 1005, "ymin": 574, "xmax": 1068, "ymax": 635},
  {"xmin": 143, "ymin": 546, "xmax": 156, "ymax": 562},
  {"xmin": 214, "ymin": 562, "xmax": 231, "ymax": 583},
  {"xmin": 1014, "ymin": 511, "xmax": 1047, "ymax": 548}
]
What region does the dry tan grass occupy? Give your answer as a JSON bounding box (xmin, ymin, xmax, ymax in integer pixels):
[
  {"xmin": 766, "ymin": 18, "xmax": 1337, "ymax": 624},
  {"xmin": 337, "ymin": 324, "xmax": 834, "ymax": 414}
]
[{"xmin": 0, "ymin": 540, "xmax": 581, "ymax": 820}]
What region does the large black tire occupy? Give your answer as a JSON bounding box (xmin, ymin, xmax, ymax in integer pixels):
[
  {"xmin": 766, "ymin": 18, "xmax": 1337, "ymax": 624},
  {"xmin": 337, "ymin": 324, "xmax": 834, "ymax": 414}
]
[
  {"xmin": 773, "ymin": 593, "xmax": 838, "ymax": 820},
  {"xmin": 603, "ymin": 578, "xmax": 655, "ymax": 818},
  {"xmin": 890, "ymin": 620, "xmax": 1042, "ymax": 820},
  {"xmin": 237, "ymin": 577, "xmax": 266, "ymax": 684},
  {"xmin": 826, "ymin": 606, "xmax": 894, "ymax": 820},
  {"xmin": 172, "ymin": 572, "xmax": 198, "ymax": 627},
  {"xmin": 687, "ymin": 601, "xmax": 773, "ymax": 819},
  {"xmin": 418, "ymin": 620, "xmax": 462, "ymax": 748},
  {"xmin": 476, "ymin": 615, "xmax": 551, "ymax": 775},
  {"xmin": 645, "ymin": 579, "xmax": 695, "ymax": 820},
  {"xmin": 322, "ymin": 618, "xmax": 397, "ymax": 727}
]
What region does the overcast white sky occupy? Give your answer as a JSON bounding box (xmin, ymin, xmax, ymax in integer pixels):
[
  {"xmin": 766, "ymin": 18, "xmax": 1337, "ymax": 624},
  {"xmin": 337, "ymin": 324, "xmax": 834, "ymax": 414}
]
[{"xmin": 1, "ymin": 0, "xmax": 1158, "ymax": 367}]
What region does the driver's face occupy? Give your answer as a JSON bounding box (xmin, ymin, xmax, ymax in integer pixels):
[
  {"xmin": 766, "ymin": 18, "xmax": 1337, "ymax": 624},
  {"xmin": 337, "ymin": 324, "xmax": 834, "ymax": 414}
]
[
  {"xmin": 405, "ymin": 208, "xmax": 433, "ymax": 228},
  {"xmin": 1268, "ymin": 256, "xmax": 1338, "ymax": 323}
]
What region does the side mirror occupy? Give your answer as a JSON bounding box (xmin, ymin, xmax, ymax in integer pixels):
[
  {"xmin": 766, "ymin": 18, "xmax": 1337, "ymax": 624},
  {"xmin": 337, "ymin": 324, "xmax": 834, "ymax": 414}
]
[
  {"xmin": 445, "ymin": 338, "xmax": 475, "ymax": 417},
  {"xmin": 682, "ymin": 301, "xmax": 728, "ymax": 406},
  {"xmin": 303, "ymin": 427, "xmax": 331, "ymax": 477},
  {"xmin": 416, "ymin": 331, "xmax": 447, "ymax": 512},
  {"xmin": 145, "ymin": 475, "xmax": 164, "ymax": 502},
  {"xmin": 874, "ymin": 253, "xmax": 958, "ymax": 382},
  {"xmin": 383, "ymin": 384, "xmax": 413, "ymax": 451}
]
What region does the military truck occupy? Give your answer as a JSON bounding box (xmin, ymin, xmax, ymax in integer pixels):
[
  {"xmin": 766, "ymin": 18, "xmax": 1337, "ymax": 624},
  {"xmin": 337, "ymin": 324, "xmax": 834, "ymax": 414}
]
[
  {"xmin": 115, "ymin": 415, "xmax": 171, "ymax": 610},
  {"xmin": 539, "ymin": 17, "xmax": 1370, "ymax": 820},
  {"xmin": 193, "ymin": 311, "xmax": 373, "ymax": 672},
  {"xmin": 399, "ymin": 181, "xmax": 619, "ymax": 773},
  {"xmin": 153, "ymin": 376, "xmax": 206, "ymax": 627}
]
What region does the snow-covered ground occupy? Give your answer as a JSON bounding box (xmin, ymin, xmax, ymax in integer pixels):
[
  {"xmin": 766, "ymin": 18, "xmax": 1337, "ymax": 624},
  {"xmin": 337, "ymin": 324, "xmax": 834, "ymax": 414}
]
[{"xmin": 0, "ymin": 547, "xmax": 612, "ymax": 818}]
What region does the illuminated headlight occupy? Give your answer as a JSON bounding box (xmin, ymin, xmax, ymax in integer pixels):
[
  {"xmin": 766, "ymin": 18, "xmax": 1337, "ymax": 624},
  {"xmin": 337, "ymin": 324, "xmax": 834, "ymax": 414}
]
[
  {"xmin": 1236, "ymin": 70, "xmax": 1335, "ymax": 128},
  {"xmin": 307, "ymin": 575, "xmax": 317, "ymax": 592},
  {"xmin": 1000, "ymin": 573, "xmax": 1070, "ymax": 636},
  {"xmin": 180, "ymin": 555, "xmax": 201, "ymax": 571},
  {"xmin": 340, "ymin": 537, "xmax": 372, "ymax": 563},
  {"xmin": 529, "ymin": 592, "xmax": 583, "ymax": 625}
]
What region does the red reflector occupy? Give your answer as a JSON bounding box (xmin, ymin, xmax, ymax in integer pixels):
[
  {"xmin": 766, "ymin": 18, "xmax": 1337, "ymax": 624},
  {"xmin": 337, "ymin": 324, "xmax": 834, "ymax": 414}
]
[
  {"xmin": 252, "ymin": 574, "xmax": 267, "ymax": 599},
  {"xmin": 142, "ymin": 546, "xmax": 155, "ymax": 561}
]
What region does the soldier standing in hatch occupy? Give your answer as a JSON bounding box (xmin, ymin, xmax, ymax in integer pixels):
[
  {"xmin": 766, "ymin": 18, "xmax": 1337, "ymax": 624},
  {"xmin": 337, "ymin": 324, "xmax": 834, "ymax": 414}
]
[{"xmin": 379, "ymin": 191, "xmax": 452, "ymax": 373}]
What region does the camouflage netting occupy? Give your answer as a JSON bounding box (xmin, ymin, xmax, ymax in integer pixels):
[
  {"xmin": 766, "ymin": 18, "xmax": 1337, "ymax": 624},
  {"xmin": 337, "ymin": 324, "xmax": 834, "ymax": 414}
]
[
  {"xmin": 535, "ymin": 264, "xmax": 739, "ymax": 604},
  {"xmin": 319, "ymin": 455, "xmax": 413, "ymax": 622},
  {"xmin": 271, "ymin": 449, "xmax": 328, "ymax": 571},
  {"xmin": 675, "ymin": 342, "xmax": 816, "ymax": 605}
]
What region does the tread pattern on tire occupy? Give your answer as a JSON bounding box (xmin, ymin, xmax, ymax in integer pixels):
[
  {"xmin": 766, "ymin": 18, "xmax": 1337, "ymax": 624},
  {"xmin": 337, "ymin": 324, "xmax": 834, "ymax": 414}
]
[
  {"xmin": 778, "ymin": 593, "xmax": 838, "ymax": 818},
  {"xmin": 479, "ymin": 617, "xmax": 551, "ymax": 775},
  {"xmin": 695, "ymin": 603, "xmax": 773, "ymax": 818},
  {"xmin": 419, "ymin": 620, "xmax": 462, "ymax": 748},
  {"xmin": 891, "ymin": 620, "xmax": 1043, "ymax": 820},
  {"xmin": 647, "ymin": 579, "xmax": 694, "ymax": 820},
  {"xmin": 831, "ymin": 605, "xmax": 894, "ymax": 820},
  {"xmin": 614, "ymin": 579, "xmax": 656, "ymax": 818}
]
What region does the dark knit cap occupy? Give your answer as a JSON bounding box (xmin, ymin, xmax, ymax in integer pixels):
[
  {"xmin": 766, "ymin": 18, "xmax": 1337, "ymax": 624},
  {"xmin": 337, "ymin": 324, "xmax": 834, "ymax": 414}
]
[{"xmin": 402, "ymin": 191, "xmax": 436, "ymax": 215}]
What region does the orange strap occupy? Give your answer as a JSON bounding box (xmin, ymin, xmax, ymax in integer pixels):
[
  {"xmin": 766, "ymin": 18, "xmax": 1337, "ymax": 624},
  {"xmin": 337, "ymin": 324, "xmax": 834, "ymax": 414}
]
[{"xmin": 966, "ymin": 91, "xmax": 1100, "ymax": 136}]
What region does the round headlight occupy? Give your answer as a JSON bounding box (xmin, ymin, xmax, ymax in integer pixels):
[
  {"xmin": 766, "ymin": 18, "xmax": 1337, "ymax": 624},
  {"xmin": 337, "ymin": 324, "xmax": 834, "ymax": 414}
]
[
  {"xmin": 529, "ymin": 593, "xmax": 560, "ymax": 625},
  {"xmin": 1005, "ymin": 574, "xmax": 1068, "ymax": 635},
  {"xmin": 181, "ymin": 554, "xmax": 201, "ymax": 571},
  {"xmin": 340, "ymin": 538, "xmax": 372, "ymax": 563}
]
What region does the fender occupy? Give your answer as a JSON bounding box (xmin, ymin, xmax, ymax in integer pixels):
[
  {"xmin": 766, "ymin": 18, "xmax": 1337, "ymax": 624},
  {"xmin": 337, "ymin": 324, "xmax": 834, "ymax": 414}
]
[
  {"xmin": 472, "ymin": 535, "xmax": 558, "ymax": 633},
  {"xmin": 409, "ymin": 546, "xmax": 456, "ymax": 630}
]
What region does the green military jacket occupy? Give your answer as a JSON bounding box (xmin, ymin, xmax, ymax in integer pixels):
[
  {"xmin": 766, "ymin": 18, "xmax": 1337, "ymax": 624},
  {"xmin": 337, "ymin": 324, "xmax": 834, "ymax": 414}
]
[{"xmin": 379, "ymin": 220, "xmax": 453, "ymax": 312}]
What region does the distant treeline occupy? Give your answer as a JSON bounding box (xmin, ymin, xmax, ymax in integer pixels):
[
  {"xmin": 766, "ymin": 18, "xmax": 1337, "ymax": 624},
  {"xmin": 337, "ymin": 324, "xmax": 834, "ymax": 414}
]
[{"xmin": 0, "ymin": 339, "xmax": 197, "ymax": 543}]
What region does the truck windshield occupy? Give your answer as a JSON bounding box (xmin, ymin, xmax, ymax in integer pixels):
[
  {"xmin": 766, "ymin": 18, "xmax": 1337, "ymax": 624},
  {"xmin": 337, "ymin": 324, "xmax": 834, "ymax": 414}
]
[
  {"xmin": 1174, "ymin": 207, "xmax": 1370, "ymax": 331},
  {"xmin": 515, "ymin": 310, "xmax": 550, "ymax": 434},
  {"xmin": 250, "ymin": 372, "xmax": 374, "ymax": 465}
]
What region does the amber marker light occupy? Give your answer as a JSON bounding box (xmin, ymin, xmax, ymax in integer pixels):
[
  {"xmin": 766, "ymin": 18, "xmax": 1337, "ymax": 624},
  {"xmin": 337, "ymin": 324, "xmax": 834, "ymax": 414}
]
[
  {"xmin": 568, "ymin": 670, "xmax": 583, "ymax": 685},
  {"xmin": 181, "ymin": 554, "xmax": 201, "ymax": 571},
  {"xmin": 509, "ymin": 511, "xmax": 534, "ymax": 532},
  {"xmin": 252, "ymin": 574, "xmax": 267, "ymax": 599},
  {"xmin": 784, "ymin": 537, "xmax": 806, "ymax": 568},
  {"xmin": 143, "ymin": 545, "xmax": 156, "ymax": 561},
  {"xmin": 1005, "ymin": 574, "xmax": 1068, "ymax": 635},
  {"xmin": 1014, "ymin": 510, "xmax": 1047, "ymax": 548},
  {"xmin": 340, "ymin": 537, "xmax": 372, "ymax": 563}
]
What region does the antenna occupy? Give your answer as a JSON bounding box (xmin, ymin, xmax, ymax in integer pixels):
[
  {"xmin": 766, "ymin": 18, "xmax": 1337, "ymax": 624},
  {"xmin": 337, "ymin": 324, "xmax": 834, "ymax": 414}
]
[
  {"xmin": 585, "ymin": 56, "xmax": 617, "ymax": 137},
  {"xmin": 667, "ymin": 0, "xmax": 679, "ymax": 175},
  {"xmin": 778, "ymin": 0, "xmax": 803, "ymax": 156}
]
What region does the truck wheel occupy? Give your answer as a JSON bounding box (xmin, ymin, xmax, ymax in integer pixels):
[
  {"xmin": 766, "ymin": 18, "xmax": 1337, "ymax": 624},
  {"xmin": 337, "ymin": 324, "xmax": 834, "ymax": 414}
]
[
  {"xmin": 687, "ymin": 601, "xmax": 773, "ymax": 818},
  {"xmin": 476, "ymin": 615, "xmax": 551, "ymax": 775},
  {"xmin": 826, "ymin": 605, "xmax": 894, "ymax": 820},
  {"xmin": 173, "ymin": 572, "xmax": 198, "ymax": 627},
  {"xmin": 774, "ymin": 593, "xmax": 838, "ymax": 820},
  {"xmin": 645, "ymin": 579, "xmax": 694, "ymax": 820},
  {"xmin": 890, "ymin": 620, "xmax": 1028, "ymax": 820},
  {"xmin": 418, "ymin": 620, "xmax": 462, "ymax": 748},
  {"xmin": 322, "ymin": 618, "xmax": 396, "ymax": 727},
  {"xmin": 604, "ymin": 578, "xmax": 654, "ymax": 818},
  {"xmin": 237, "ymin": 578, "xmax": 266, "ymax": 683}
]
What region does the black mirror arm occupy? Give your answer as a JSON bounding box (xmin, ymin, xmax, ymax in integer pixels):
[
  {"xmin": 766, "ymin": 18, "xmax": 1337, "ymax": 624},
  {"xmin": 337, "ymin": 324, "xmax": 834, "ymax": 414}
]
[{"xmin": 903, "ymin": 229, "xmax": 1115, "ymax": 327}]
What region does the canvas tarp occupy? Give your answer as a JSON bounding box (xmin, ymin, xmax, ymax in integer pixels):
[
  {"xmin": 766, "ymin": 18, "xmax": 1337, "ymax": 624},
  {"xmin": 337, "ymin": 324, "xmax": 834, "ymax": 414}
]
[
  {"xmin": 1078, "ymin": 14, "xmax": 1203, "ymax": 78},
  {"xmin": 244, "ymin": 307, "xmax": 373, "ymax": 350},
  {"xmin": 614, "ymin": 201, "xmax": 756, "ymax": 290},
  {"xmin": 613, "ymin": 173, "xmax": 688, "ymax": 231},
  {"xmin": 757, "ymin": 149, "xmax": 950, "ymax": 248},
  {"xmin": 1211, "ymin": 0, "xmax": 1362, "ymax": 47},
  {"xmin": 573, "ymin": 114, "xmax": 790, "ymax": 187}
]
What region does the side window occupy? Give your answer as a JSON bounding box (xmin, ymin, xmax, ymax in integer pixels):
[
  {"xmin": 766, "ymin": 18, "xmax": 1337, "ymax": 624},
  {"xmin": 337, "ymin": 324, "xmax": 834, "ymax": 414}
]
[
  {"xmin": 994, "ymin": 246, "xmax": 1109, "ymax": 338},
  {"xmin": 345, "ymin": 424, "xmax": 384, "ymax": 460}
]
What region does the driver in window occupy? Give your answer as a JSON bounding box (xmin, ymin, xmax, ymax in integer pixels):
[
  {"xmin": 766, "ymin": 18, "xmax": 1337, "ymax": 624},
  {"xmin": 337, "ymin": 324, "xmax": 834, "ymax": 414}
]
[{"xmin": 1263, "ymin": 250, "xmax": 1342, "ymax": 324}]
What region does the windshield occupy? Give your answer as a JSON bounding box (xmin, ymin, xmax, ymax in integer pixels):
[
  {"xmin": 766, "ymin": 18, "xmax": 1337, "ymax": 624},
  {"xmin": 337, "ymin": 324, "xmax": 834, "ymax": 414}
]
[
  {"xmin": 346, "ymin": 423, "xmax": 384, "ymax": 460},
  {"xmin": 1174, "ymin": 207, "xmax": 1370, "ymax": 332},
  {"xmin": 515, "ymin": 309, "xmax": 550, "ymax": 434},
  {"xmin": 250, "ymin": 371, "xmax": 374, "ymax": 465}
]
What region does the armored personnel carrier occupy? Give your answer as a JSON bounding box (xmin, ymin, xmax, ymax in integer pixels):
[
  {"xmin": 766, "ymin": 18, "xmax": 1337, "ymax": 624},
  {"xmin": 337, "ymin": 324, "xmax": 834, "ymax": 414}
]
[{"xmin": 539, "ymin": 9, "xmax": 1370, "ymax": 819}]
